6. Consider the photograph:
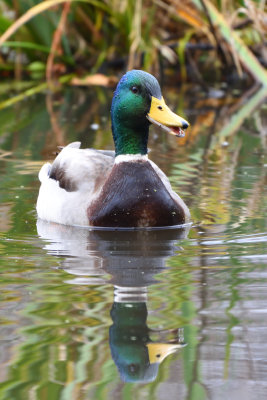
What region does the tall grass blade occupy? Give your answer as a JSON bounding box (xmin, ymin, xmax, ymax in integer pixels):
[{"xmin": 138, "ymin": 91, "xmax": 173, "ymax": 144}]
[
  {"xmin": 1, "ymin": 41, "xmax": 73, "ymax": 64},
  {"xmin": 0, "ymin": 0, "xmax": 107, "ymax": 46},
  {"xmin": 192, "ymin": 0, "xmax": 267, "ymax": 86},
  {"xmin": 2, "ymin": 41, "xmax": 52, "ymax": 54}
]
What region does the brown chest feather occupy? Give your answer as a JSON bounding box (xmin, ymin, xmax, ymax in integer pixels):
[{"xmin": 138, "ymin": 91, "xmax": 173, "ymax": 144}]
[{"xmin": 88, "ymin": 161, "xmax": 185, "ymax": 227}]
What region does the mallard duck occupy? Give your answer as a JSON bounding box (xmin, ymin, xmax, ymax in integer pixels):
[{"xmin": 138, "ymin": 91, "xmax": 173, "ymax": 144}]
[{"xmin": 37, "ymin": 70, "xmax": 190, "ymax": 228}]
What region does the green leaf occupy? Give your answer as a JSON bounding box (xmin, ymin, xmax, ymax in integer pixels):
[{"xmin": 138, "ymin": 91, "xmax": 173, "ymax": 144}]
[
  {"xmin": 2, "ymin": 41, "xmax": 51, "ymax": 53},
  {"xmin": 0, "ymin": 15, "xmax": 12, "ymax": 34}
]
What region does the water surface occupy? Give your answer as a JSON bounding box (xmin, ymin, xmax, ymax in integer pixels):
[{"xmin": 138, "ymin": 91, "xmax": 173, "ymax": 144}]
[{"xmin": 0, "ymin": 84, "xmax": 266, "ymax": 400}]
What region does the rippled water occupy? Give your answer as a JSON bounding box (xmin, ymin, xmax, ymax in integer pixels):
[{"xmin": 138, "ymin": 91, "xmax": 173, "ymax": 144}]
[{"xmin": 0, "ymin": 84, "xmax": 266, "ymax": 399}]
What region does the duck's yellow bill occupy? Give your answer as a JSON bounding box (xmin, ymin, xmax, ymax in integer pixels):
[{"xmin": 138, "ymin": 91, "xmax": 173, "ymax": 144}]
[
  {"xmin": 147, "ymin": 342, "xmax": 186, "ymax": 364},
  {"xmin": 147, "ymin": 96, "xmax": 189, "ymax": 137}
]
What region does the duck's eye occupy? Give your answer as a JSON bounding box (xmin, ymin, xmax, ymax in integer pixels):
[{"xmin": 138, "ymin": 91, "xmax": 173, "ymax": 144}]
[
  {"xmin": 157, "ymin": 106, "xmax": 163, "ymax": 110},
  {"xmin": 131, "ymin": 86, "xmax": 139, "ymax": 94}
]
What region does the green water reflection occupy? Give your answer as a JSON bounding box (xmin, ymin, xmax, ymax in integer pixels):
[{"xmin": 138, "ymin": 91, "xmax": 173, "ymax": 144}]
[{"xmin": 0, "ymin": 84, "xmax": 266, "ymax": 399}]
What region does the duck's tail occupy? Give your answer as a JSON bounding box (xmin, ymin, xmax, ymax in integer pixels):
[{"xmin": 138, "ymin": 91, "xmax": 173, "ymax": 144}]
[{"xmin": 38, "ymin": 163, "xmax": 51, "ymax": 183}]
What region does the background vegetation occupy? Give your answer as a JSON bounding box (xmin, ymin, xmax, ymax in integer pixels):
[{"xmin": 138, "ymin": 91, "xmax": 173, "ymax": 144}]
[{"xmin": 0, "ymin": 0, "xmax": 266, "ymax": 87}]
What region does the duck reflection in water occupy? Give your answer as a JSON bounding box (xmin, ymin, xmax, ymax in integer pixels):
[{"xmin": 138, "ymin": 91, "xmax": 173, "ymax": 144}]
[
  {"xmin": 37, "ymin": 221, "xmax": 190, "ymax": 383},
  {"xmin": 110, "ymin": 300, "xmax": 185, "ymax": 383}
]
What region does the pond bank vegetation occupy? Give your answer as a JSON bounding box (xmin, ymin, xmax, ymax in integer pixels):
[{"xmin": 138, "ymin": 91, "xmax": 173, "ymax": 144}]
[{"xmin": 0, "ymin": 0, "xmax": 266, "ymax": 87}]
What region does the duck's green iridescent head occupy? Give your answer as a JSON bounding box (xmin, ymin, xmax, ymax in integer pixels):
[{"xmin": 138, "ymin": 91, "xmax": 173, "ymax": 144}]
[{"xmin": 111, "ymin": 70, "xmax": 189, "ymax": 156}]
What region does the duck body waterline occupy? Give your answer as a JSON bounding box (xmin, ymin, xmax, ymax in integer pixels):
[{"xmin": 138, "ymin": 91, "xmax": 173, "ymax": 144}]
[{"xmin": 36, "ymin": 70, "xmax": 190, "ymax": 228}]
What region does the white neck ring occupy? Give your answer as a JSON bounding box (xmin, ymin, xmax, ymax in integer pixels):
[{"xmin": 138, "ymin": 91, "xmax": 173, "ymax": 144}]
[{"xmin": 115, "ymin": 154, "xmax": 148, "ymax": 164}]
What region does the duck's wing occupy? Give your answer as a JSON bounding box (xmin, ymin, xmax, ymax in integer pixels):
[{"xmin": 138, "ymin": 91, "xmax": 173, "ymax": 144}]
[
  {"xmin": 39, "ymin": 142, "xmax": 115, "ymax": 193},
  {"xmin": 93, "ymin": 149, "xmax": 116, "ymax": 157}
]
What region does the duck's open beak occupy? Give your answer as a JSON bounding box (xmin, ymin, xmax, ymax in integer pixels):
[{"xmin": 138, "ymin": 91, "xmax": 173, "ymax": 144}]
[{"xmin": 147, "ymin": 96, "xmax": 189, "ymax": 137}]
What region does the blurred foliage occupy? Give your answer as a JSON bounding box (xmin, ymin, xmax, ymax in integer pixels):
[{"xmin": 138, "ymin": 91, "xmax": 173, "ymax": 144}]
[{"xmin": 0, "ymin": 0, "xmax": 266, "ymax": 85}]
